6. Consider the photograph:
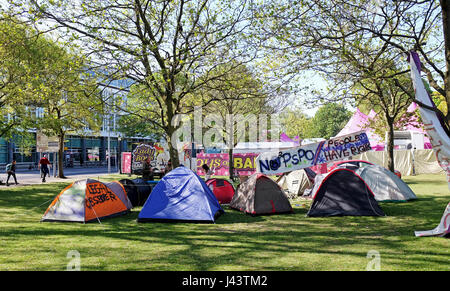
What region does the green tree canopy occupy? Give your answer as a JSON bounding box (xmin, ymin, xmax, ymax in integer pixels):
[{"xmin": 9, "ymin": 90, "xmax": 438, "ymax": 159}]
[
  {"xmin": 26, "ymin": 31, "xmax": 102, "ymax": 177},
  {"xmin": 11, "ymin": 0, "xmax": 264, "ymax": 167},
  {"xmin": 279, "ymin": 108, "xmax": 314, "ymax": 140},
  {"xmin": 310, "ymin": 104, "xmax": 351, "ymax": 139},
  {"xmin": 0, "ymin": 16, "xmax": 44, "ymax": 139}
]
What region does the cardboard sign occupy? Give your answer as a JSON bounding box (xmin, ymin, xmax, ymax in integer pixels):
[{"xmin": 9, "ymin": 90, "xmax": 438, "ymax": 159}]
[
  {"xmin": 256, "ymin": 131, "xmax": 372, "ymax": 175},
  {"xmin": 36, "ymin": 131, "xmax": 59, "ymax": 153}
]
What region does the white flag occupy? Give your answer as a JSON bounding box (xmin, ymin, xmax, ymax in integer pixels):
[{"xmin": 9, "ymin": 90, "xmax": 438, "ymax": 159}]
[{"xmin": 408, "ymin": 51, "xmax": 450, "ymax": 187}]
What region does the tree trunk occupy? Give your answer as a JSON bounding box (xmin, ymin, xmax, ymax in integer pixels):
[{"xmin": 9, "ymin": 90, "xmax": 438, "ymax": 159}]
[
  {"xmin": 58, "ymin": 132, "xmax": 66, "ymax": 178},
  {"xmin": 164, "ymin": 94, "xmax": 182, "ymax": 168},
  {"xmin": 165, "ymin": 125, "xmax": 180, "ymax": 168},
  {"xmin": 386, "ymin": 120, "xmax": 395, "ymax": 173},
  {"xmin": 441, "ymin": 0, "xmax": 450, "ymax": 125}
]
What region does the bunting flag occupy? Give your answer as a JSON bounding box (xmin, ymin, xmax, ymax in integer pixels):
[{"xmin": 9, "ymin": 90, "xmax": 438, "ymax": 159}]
[{"xmin": 409, "ymin": 51, "xmax": 450, "ymax": 238}]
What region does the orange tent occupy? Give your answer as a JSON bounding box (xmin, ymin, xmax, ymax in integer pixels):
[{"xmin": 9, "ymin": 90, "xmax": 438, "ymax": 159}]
[{"xmin": 41, "ymin": 179, "xmax": 132, "ymax": 223}]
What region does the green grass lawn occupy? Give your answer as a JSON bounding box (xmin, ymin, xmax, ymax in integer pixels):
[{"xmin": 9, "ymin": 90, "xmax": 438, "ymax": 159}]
[{"xmin": 0, "ymin": 173, "xmax": 449, "ymax": 271}]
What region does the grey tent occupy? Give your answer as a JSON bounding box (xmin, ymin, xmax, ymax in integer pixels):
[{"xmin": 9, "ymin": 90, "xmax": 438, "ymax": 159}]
[
  {"xmin": 302, "ymin": 172, "xmax": 330, "ymax": 199},
  {"xmin": 355, "ymin": 165, "xmax": 417, "ymax": 202},
  {"xmin": 278, "ymin": 169, "xmax": 314, "ymax": 198},
  {"xmin": 230, "ymin": 173, "xmax": 293, "ymax": 215},
  {"xmin": 307, "ymin": 168, "xmax": 385, "ymax": 217}
]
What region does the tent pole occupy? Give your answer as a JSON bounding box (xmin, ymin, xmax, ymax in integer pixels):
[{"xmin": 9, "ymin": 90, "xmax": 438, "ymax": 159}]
[{"xmin": 86, "ymin": 199, "xmax": 102, "ymax": 224}]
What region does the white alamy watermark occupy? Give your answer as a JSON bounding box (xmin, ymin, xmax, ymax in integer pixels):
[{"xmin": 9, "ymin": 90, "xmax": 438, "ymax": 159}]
[
  {"xmin": 171, "ymin": 106, "xmax": 281, "ymax": 151},
  {"xmin": 366, "ymin": 250, "xmax": 381, "ymax": 271},
  {"xmin": 66, "ymin": 250, "xmax": 81, "ymax": 271}
]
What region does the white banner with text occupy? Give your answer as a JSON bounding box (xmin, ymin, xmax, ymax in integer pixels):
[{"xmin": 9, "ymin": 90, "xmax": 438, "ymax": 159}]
[{"xmin": 256, "ymin": 131, "xmax": 372, "ymax": 175}]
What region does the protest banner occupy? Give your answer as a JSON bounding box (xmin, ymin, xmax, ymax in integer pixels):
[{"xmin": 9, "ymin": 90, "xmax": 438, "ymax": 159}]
[
  {"xmin": 408, "ymin": 51, "xmax": 450, "ymax": 187},
  {"xmin": 256, "ymin": 131, "xmax": 372, "ymax": 175},
  {"xmin": 409, "ymin": 51, "xmax": 450, "ymax": 238},
  {"xmin": 196, "ymin": 153, "xmax": 259, "ymax": 176},
  {"xmin": 131, "ymin": 143, "xmax": 166, "ymax": 173},
  {"xmin": 132, "ymin": 144, "xmax": 156, "ymax": 172}
]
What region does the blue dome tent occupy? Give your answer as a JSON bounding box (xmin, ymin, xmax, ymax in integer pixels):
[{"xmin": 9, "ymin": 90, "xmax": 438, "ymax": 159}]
[{"xmin": 137, "ymin": 166, "xmax": 224, "ymax": 223}]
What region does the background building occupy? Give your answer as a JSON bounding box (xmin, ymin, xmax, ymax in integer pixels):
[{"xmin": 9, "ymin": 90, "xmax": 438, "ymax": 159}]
[{"xmin": 0, "ymin": 79, "xmax": 154, "ymax": 169}]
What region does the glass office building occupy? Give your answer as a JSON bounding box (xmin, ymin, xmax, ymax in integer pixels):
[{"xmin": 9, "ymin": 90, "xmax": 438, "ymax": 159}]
[{"xmin": 0, "ymin": 79, "xmax": 154, "ymax": 167}]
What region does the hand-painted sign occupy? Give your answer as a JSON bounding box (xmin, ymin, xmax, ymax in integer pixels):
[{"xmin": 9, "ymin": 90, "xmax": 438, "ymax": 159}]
[
  {"xmin": 196, "ymin": 153, "xmax": 259, "ymax": 176},
  {"xmin": 85, "ymin": 182, "xmax": 118, "ymax": 209},
  {"xmin": 256, "ymin": 131, "xmax": 372, "ymax": 175},
  {"xmin": 131, "ymin": 143, "xmax": 166, "ymax": 172},
  {"xmin": 132, "ymin": 144, "xmax": 156, "ymax": 171}
]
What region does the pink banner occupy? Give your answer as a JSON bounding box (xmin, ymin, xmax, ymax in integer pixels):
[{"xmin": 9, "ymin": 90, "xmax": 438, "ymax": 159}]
[
  {"xmin": 121, "ymin": 152, "xmax": 132, "ymax": 174},
  {"xmin": 196, "ymin": 153, "xmax": 259, "ymax": 176}
]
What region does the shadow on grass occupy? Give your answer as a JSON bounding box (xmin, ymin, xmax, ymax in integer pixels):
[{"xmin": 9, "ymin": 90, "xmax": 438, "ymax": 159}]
[
  {"xmin": 0, "ymin": 175, "xmax": 449, "ymax": 270},
  {"xmin": 405, "ymin": 179, "xmax": 447, "ymax": 185},
  {"xmin": 0, "ymin": 183, "xmax": 72, "ymax": 211},
  {"xmin": 2, "ymin": 209, "xmax": 449, "ymax": 271}
]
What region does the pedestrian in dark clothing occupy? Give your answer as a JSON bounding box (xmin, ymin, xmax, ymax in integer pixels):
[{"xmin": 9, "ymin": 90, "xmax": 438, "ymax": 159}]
[
  {"xmin": 39, "ymin": 155, "xmax": 52, "ymax": 182},
  {"xmin": 142, "ymin": 157, "xmax": 154, "ymax": 181},
  {"xmin": 202, "ymin": 164, "xmax": 213, "ymax": 181},
  {"xmin": 163, "ymin": 161, "xmax": 172, "ymax": 176},
  {"xmin": 5, "ymin": 160, "xmax": 18, "ymax": 186}
]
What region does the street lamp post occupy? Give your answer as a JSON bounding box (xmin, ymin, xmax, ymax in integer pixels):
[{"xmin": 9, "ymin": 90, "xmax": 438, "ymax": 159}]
[
  {"xmin": 118, "ymin": 136, "xmax": 122, "ymax": 174},
  {"xmin": 107, "ymin": 117, "xmax": 111, "ymax": 174}
]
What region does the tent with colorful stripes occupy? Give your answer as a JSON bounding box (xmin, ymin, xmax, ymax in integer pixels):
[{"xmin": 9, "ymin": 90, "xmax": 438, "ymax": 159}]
[{"xmin": 41, "ymin": 179, "xmax": 132, "ymax": 223}]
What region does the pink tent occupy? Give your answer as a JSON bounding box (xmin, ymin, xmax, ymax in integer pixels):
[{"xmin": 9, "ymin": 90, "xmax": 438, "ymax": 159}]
[
  {"xmin": 337, "ymin": 105, "xmax": 432, "ymax": 151},
  {"xmin": 280, "ymin": 133, "xmax": 300, "ymax": 146},
  {"xmin": 368, "ymin": 109, "xmax": 377, "ymax": 119},
  {"xmin": 336, "ymin": 108, "xmax": 385, "ymax": 151},
  {"xmin": 397, "ymin": 102, "xmax": 432, "ymax": 149}
]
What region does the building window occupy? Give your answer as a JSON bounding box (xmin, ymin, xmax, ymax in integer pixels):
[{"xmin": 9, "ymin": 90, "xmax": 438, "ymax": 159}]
[{"xmin": 0, "ymin": 138, "xmax": 7, "ymax": 164}]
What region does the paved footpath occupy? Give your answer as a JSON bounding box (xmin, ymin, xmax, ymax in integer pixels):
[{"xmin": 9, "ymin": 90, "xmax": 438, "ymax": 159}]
[{"xmin": 0, "ymin": 167, "xmax": 124, "ymax": 188}]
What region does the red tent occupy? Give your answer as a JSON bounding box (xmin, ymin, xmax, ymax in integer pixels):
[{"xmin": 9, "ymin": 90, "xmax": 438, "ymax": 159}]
[{"xmin": 206, "ymin": 178, "xmax": 235, "ymax": 204}]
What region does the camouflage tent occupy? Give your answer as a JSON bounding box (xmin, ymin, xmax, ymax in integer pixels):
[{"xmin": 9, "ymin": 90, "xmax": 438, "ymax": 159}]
[{"xmin": 230, "ymin": 173, "xmax": 293, "ymax": 215}]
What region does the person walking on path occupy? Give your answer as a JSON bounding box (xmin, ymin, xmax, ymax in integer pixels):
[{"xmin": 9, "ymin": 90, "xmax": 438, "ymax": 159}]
[
  {"xmin": 39, "ymin": 155, "xmax": 52, "ymax": 182},
  {"xmin": 5, "ymin": 160, "xmax": 18, "ymax": 186}
]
